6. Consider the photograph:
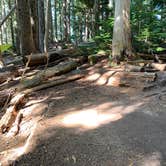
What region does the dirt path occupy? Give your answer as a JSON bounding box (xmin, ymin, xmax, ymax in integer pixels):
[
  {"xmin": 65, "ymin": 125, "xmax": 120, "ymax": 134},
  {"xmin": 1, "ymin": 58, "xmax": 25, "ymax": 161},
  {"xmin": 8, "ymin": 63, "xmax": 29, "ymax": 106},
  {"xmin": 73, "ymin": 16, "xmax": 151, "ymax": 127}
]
[{"xmin": 1, "ymin": 60, "xmax": 166, "ymax": 166}]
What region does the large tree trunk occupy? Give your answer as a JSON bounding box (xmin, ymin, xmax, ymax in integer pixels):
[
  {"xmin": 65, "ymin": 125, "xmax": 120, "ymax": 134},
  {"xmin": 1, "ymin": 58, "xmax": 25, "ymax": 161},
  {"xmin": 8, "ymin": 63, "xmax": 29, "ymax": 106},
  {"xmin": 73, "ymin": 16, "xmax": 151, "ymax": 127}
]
[
  {"xmin": 17, "ymin": 0, "xmax": 36, "ymax": 55},
  {"xmin": 112, "ymin": 0, "xmax": 132, "ymax": 63},
  {"xmin": 29, "ymin": 0, "xmax": 40, "ymax": 52}
]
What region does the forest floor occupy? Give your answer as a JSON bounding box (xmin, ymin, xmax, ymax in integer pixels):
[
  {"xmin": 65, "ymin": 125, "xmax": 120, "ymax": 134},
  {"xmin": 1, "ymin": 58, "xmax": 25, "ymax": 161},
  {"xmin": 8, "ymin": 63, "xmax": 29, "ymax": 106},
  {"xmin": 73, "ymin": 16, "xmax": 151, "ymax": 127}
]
[{"xmin": 1, "ymin": 59, "xmax": 166, "ymax": 165}]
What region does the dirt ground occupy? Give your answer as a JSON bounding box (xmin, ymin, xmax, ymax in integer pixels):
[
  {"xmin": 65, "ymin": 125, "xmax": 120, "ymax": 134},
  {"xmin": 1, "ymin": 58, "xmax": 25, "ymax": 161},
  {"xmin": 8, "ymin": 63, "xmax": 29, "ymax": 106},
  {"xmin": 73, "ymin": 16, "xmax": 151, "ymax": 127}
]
[{"xmin": 1, "ymin": 60, "xmax": 166, "ymax": 166}]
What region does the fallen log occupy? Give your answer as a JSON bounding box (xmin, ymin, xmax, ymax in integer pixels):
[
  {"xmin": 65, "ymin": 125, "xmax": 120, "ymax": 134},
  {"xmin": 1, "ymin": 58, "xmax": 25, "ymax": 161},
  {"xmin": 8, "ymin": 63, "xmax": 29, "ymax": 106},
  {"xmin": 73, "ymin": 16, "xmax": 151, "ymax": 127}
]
[
  {"xmin": 0, "ymin": 64, "xmax": 20, "ymax": 84},
  {"xmin": 150, "ymin": 63, "xmax": 166, "ymax": 71},
  {"xmin": 0, "ymin": 93, "xmax": 25, "ymax": 133},
  {"xmin": 138, "ymin": 53, "xmax": 166, "ymax": 62},
  {"xmin": 6, "ymin": 112, "xmax": 23, "ymax": 136},
  {"xmin": 0, "ymin": 89, "xmax": 15, "ymax": 107},
  {"xmin": 96, "ymin": 71, "xmax": 156, "ymax": 88},
  {"xmin": 23, "ymin": 72, "xmax": 84, "ymax": 94},
  {"xmin": 0, "ymin": 71, "xmax": 84, "ymax": 133},
  {"xmin": 19, "ymin": 60, "xmax": 78, "ymax": 90},
  {"xmin": 124, "ymin": 64, "xmax": 143, "ymax": 72},
  {"xmin": 119, "ymin": 72, "xmax": 156, "ymax": 87},
  {"xmin": 124, "ymin": 64, "xmax": 158, "ymax": 73},
  {"xmin": 24, "ymin": 48, "xmax": 83, "ymax": 66},
  {"xmin": 125, "ymin": 60, "xmax": 154, "ymax": 67},
  {"xmin": 0, "ymin": 69, "xmax": 20, "ymax": 84},
  {"xmin": 88, "ymin": 54, "xmax": 109, "ymax": 65},
  {"xmin": 0, "ymin": 64, "xmax": 18, "ymax": 72}
]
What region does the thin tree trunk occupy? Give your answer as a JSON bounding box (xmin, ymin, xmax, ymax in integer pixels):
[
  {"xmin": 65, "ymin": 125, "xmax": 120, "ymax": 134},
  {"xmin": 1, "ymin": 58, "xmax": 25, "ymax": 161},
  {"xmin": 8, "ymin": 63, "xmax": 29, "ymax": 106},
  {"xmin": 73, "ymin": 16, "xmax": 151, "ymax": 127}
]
[
  {"xmin": 54, "ymin": 0, "xmax": 58, "ymax": 41},
  {"xmin": 38, "ymin": 0, "xmax": 45, "ymax": 52},
  {"xmin": 49, "ymin": 0, "xmax": 54, "ymax": 43},
  {"xmin": 8, "ymin": 0, "xmax": 15, "ymax": 47}
]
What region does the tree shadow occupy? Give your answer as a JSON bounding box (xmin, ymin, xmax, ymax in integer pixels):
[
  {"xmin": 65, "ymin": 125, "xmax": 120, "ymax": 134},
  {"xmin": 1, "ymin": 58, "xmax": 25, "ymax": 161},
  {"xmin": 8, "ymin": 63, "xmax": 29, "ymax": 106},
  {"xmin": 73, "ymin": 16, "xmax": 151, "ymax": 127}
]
[{"xmin": 0, "ymin": 64, "xmax": 166, "ymax": 165}]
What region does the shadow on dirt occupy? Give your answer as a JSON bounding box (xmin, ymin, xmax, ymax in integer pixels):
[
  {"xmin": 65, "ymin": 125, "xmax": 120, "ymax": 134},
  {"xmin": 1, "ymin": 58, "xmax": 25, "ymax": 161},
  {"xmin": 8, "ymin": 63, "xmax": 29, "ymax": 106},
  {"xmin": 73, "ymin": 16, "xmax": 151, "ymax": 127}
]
[{"xmin": 1, "ymin": 64, "xmax": 166, "ymax": 165}]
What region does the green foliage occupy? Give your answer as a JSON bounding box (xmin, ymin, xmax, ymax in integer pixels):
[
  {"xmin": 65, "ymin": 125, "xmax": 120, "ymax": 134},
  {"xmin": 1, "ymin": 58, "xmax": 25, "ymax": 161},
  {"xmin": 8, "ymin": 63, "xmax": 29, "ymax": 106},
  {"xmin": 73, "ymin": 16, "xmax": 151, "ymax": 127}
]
[
  {"xmin": 93, "ymin": 17, "xmax": 114, "ymax": 51},
  {"xmin": 156, "ymin": 47, "xmax": 166, "ymax": 52},
  {"xmin": 79, "ymin": 0, "xmax": 94, "ymax": 8},
  {"xmin": 0, "ymin": 44, "xmax": 12, "ymax": 53},
  {"xmin": 131, "ymin": 0, "xmax": 166, "ymax": 53}
]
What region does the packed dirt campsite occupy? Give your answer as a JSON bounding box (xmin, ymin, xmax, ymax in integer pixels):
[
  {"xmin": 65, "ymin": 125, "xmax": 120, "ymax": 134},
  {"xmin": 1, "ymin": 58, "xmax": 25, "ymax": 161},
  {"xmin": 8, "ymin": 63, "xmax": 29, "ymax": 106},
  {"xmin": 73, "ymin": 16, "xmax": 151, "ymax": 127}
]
[{"xmin": 0, "ymin": 0, "xmax": 166, "ymax": 165}]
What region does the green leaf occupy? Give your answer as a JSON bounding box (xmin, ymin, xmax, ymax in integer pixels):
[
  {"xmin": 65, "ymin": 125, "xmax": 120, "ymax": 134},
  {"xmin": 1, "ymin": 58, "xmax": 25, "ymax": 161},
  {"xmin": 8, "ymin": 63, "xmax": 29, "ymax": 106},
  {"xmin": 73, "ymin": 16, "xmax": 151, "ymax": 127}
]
[
  {"xmin": 0, "ymin": 44, "xmax": 12, "ymax": 53},
  {"xmin": 156, "ymin": 47, "xmax": 166, "ymax": 52}
]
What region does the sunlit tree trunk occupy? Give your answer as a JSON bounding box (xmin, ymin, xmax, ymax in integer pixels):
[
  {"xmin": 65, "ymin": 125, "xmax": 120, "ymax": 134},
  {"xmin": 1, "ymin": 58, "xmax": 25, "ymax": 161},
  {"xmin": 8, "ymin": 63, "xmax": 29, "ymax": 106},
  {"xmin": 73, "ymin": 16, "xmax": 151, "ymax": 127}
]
[
  {"xmin": 112, "ymin": 0, "xmax": 132, "ymax": 63},
  {"xmin": 44, "ymin": 0, "xmax": 49, "ymax": 52}
]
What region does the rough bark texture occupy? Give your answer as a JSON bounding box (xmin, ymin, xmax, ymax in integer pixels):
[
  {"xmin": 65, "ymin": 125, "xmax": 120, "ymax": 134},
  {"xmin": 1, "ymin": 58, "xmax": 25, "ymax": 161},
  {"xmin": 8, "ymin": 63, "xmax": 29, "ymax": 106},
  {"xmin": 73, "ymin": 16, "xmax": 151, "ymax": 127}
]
[
  {"xmin": 19, "ymin": 60, "xmax": 78, "ymax": 90},
  {"xmin": 24, "ymin": 48, "xmax": 84, "ymax": 66},
  {"xmin": 0, "ymin": 89, "xmax": 15, "ymax": 107},
  {"xmin": 30, "ymin": 0, "xmax": 40, "ymax": 52},
  {"xmin": 112, "ymin": 0, "xmax": 132, "ymax": 63},
  {"xmin": 17, "ymin": 0, "xmax": 36, "ymax": 55},
  {"xmin": 0, "ymin": 93, "xmax": 25, "ymax": 133},
  {"xmin": 38, "ymin": 0, "xmax": 45, "ymax": 52}
]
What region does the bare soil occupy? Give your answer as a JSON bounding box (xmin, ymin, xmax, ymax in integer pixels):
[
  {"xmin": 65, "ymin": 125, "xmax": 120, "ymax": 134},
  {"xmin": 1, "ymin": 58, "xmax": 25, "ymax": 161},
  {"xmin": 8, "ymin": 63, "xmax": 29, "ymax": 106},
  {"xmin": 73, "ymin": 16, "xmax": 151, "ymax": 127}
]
[{"xmin": 1, "ymin": 59, "xmax": 166, "ymax": 166}]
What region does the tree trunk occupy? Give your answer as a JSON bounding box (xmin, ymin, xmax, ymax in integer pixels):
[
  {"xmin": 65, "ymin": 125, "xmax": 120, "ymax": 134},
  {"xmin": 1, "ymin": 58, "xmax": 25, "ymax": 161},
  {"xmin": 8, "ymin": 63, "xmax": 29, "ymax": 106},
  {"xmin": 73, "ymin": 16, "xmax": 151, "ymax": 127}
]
[
  {"xmin": 54, "ymin": 0, "xmax": 58, "ymax": 41},
  {"xmin": 16, "ymin": 0, "xmax": 36, "ymax": 55},
  {"xmin": 8, "ymin": 0, "xmax": 15, "ymax": 47},
  {"xmin": 29, "ymin": 0, "xmax": 40, "ymax": 52},
  {"xmin": 112, "ymin": 0, "xmax": 132, "ymax": 63},
  {"xmin": 44, "ymin": 0, "xmax": 49, "ymax": 52},
  {"xmin": 38, "ymin": 0, "xmax": 45, "ymax": 52}
]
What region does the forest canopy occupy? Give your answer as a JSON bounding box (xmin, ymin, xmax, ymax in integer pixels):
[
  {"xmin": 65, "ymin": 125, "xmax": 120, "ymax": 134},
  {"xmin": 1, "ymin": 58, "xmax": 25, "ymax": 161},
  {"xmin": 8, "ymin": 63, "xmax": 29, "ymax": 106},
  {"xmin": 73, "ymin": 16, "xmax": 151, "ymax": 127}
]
[{"xmin": 0, "ymin": 0, "xmax": 165, "ymax": 56}]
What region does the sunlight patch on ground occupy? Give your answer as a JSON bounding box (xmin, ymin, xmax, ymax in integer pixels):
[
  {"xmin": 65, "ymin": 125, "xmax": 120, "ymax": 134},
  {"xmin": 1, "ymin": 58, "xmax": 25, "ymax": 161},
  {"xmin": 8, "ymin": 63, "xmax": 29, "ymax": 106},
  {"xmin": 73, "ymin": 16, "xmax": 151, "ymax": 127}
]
[
  {"xmin": 139, "ymin": 152, "xmax": 162, "ymax": 166},
  {"xmin": 0, "ymin": 123, "xmax": 38, "ymax": 165},
  {"xmin": 25, "ymin": 96, "xmax": 48, "ymax": 107},
  {"xmin": 39, "ymin": 102, "xmax": 142, "ymax": 131},
  {"xmin": 86, "ymin": 73, "xmax": 101, "ymax": 81},
  {"xmin": 0, "ymin": 100, "xmax": 142, "ymax": 164},
  {"xmin": 62, "ymin": 109, "xmax": 122, "ymax": 129},
  {"xmin": 61, "ymin": 102, "xmax": 142, "ymax": 130}
]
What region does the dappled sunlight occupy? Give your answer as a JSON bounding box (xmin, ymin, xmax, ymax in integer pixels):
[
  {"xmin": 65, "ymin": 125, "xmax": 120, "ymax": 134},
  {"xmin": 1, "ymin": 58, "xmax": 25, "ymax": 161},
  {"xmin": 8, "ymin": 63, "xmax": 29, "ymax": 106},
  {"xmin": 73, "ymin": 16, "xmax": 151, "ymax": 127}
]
[
  {"xmin": 62, "ymin": 109, "xmax": 122, "ymax": 129},
  {"xmin": 96, "ymin": 71, "xmax": 120, "ymax": 86},
  {"xmin": 25, "ymin": 96, "xmax": 49, "ymax": 107},
  {"xmin": 139, "ymin": 152, "xmax": 162, "ymax": 166},
  {"xmin": 43, "ymin": 101, "xmax": 142, "ymax": 132},
  {"xmin": 86, "ymin": 73, "xmax": 101, "ymax": 81},
  {"xmin": 22, "ymin": 102, "xmax": 48, "ymax": 117},
  {"xmin": 0, "ymin": 102, "xmax": 48, "ymax": 164},
  {"xmin": 51, "ymin": 96, "xmax": 65, "ymax": 100},
  {"xmin": 0, "ymin": 123, "xmax": 38, "ymax": 165}
]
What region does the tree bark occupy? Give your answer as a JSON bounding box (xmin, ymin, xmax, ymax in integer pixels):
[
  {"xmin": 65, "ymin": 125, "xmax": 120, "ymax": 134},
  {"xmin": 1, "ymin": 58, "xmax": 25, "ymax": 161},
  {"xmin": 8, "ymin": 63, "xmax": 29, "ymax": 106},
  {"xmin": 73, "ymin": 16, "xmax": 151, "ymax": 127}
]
[
  {"xmin": 19, "ymin": 60, "xmax": 78, "ymax": 90},
  {"xmin": 112, "ymin": 0, "xmax": 132, "ymax": 63},
  {"xmin": 38, "ymin": 0, "xmax": 45, "ymax": 52},
  {"xmin": 16, "ymin": 0, "xmax": 36, "ymax": 55},
  {"xmin": 29, "ymin": 0, "xmax": 40, "ymax": 52}
]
